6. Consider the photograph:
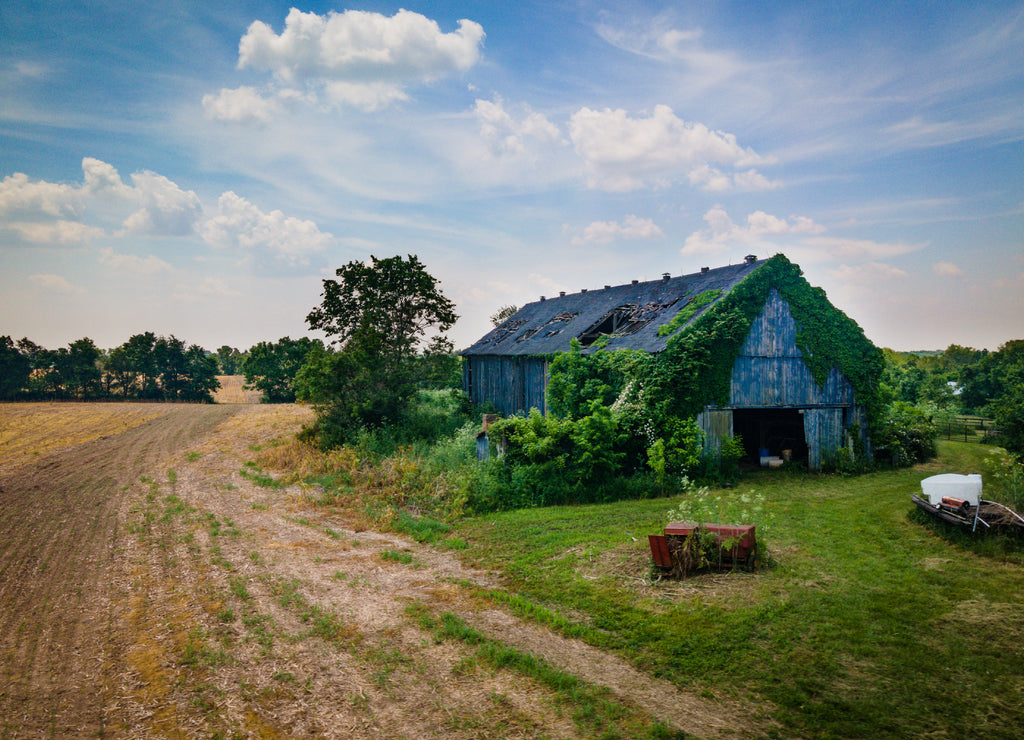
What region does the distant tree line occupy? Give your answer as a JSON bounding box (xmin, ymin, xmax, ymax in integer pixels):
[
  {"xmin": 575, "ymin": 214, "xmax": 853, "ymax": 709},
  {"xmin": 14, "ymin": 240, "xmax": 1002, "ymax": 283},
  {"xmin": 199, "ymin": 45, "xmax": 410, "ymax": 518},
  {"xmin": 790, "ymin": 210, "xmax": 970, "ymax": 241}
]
[
  {"xmin": 0, "ymin": 325, "xmax": 463, "ymax": 409},
  {"xmin": 881, "ymin": 341, "xmax": 1024, "ymax": 456},
  {"xmin": 0, "ymin": 333, "xmax": 219, "ymax": 402}
]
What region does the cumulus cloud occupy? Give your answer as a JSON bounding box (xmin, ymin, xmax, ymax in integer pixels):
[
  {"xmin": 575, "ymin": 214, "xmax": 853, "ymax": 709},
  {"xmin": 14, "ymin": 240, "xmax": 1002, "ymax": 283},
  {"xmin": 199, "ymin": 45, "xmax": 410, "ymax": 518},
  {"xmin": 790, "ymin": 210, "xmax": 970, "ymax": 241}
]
[
  {"xmin": 29, "ymin": 273, "xmax": 81, "ymax": 294},
  {"xmin": 933, "ymin": 261, "xmax": 964, "ymax": 277},
  {"xmin": 201, "ymin": 191, "xmax": 333, "ymax": 266},
  {"xmin": 202, "ymin": 86, "xmax": 279, "ymax": 123},
  {"xmin": 82, "ymin": 157, "xmax": 130, "ymax": 195},
  {"xmin": 221, "ymin": 8, "xmax": 485, "ymax": 114},
  {"xmin": 0, "ymin": 172, "xmax": 81, "ymax": 219},
  {"xmin": 474, "ymin": 98, "xmax": 562, "ymax": 157},
  {"xmin": 569, "ymin": 105, "xmax": 773, "ymax": 191},
  {"xmin": 121, "ymin": 171, "xmax": 203, "ymax": 236},
  {"xmin": 682, "ymin": 208, "xmax": 825, "ymax": 256},
  {"xmin": 572, "ymin": 215, "xmax": 664, "ymax": 245},
  {"xmin": 828, "ymin": 262, "xmax": 909, "ymax": 283},
  {"xmin": 798, "ymin": 235, "xmax": 921, "ymax": 262},
  {"xmin": 6, "ymin": 220, "xmax": 104, "ymax": 245},
  {"xmin": 99, "ymin": 247, "xmax": 172, "ymax": 275},
  {"xmin": 0, "ymin": 159, "xmax": 208, "ymax": 245},
  {"xmin": 194, "ymin": 277, "xmax": 242, "ymax": 298}
]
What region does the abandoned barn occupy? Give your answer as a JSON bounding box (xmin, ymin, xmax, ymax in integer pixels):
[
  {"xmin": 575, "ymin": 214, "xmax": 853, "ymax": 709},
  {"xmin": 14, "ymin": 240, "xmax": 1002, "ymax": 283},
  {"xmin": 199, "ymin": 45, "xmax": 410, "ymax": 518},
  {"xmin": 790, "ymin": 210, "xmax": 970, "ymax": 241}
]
[{"xmin": 462, "ymin": 254, "xmax": 883, "ymax": 470}]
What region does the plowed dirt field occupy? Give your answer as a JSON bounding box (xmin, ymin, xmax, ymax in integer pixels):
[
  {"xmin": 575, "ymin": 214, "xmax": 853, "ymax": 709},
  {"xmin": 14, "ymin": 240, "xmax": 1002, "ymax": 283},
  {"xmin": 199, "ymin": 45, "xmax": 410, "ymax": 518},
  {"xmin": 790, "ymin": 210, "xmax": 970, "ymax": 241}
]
[{"xmin": 0, "ymin": 403, "xmax": 757, "ymax": 738}]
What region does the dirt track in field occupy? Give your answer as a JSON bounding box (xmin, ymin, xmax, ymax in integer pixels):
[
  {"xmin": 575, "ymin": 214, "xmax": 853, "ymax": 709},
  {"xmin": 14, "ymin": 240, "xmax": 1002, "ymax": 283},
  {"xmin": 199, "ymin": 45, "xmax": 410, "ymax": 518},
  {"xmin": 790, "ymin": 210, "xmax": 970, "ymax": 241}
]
[{"xmin": 0, "ymin": 403, "xmax": 761, "ymax": 739}]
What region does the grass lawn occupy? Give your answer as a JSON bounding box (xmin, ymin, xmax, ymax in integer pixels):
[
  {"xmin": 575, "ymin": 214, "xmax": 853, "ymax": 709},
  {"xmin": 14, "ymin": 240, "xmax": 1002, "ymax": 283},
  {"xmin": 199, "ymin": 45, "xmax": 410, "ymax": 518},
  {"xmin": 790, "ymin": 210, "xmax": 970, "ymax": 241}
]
[{"xmin": 452, "ymin": 441, "xmax": 1024, "ymax": 739}]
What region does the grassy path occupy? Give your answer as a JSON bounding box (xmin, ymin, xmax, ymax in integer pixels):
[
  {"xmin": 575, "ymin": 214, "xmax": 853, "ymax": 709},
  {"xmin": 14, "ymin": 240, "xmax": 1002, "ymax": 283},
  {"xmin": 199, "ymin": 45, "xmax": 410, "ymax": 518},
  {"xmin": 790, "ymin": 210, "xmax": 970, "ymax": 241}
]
[{"xmin": 453, "ymin": 441, "xmax": 1024, "ymax": 739}]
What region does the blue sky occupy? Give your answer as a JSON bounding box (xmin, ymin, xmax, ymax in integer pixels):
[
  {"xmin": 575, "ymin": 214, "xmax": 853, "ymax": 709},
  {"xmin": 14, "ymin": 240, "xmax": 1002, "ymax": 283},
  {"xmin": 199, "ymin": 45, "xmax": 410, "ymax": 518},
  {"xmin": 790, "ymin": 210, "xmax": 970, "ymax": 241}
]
[{"xmin": 2, "ymin": 0, "xmax": 1022, "ymax": 353}]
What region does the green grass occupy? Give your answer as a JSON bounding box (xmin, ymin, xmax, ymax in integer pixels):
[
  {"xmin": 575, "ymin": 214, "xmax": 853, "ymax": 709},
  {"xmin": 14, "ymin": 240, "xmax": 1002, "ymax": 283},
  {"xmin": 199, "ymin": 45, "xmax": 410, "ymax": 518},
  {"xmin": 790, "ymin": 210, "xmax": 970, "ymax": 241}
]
[
  {"xmin": 450, "ymin": 441, "xmax": 1024, "ymax": 739},
  {"xmin": 408, "ymin": 605, "xmax": 683, "ymax": 739}
]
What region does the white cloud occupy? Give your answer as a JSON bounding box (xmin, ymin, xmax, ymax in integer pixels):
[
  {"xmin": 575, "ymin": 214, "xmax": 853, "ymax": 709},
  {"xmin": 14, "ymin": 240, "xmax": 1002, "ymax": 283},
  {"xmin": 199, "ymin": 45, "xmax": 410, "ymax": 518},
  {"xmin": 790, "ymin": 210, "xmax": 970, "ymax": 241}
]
[
  {"xmin": 828, "ymin": 262, "xmax": 909, "ymax": 283},
  {"xmin": 230, "ymin": 8, "xmax": 485, "ymax": 114},
  {"xmin": 15, "ymin": 61, "xmax": 49, "ymax": 79},
  {"xmin": 528, "ymin": 272, "xmax": 569, "ymax": 296},
  {"xmin": 5, "ymin": 220, "xmax": 104, "ymax": 245},
  {"xmin": 29, "ymin": 273, "xmax": 81, "ymax": 294},
  {"xmin": 933, "ymin": 261, "xmax": 964, "ymax": 277},
  {"xmin": 682, "ymin": 208, "xmax": 825, "ymax": 256},
  {"xmin": 195, "ymin": 277, "xmax": 242, "ymax": 298},
  {"xmin": 82, "ymin": 157, "xmax": 130, "ymax": 196},
  {"xmin": 201, "ymin": 191, "xmax": 332, "ymax": 266},
  {"xmin": 572, "ymin": 215, "xmax": 664, "ymax": 245},
  {"xmin": 474, "ymin": 98, "xmax": 562, "ymax": 157},
  {"xmin": 0, "ymin": 172, "xmax": 81, "ymax": 218},
  {"xmin": 797, "ymin": 235, "xmax": 921, "ymax": 262},
  {"xmin": 121, "ymin": 171, "xmax": 203, "ymax": 236},
  {"xmin": 202, "ymin": 86, "xmax": 279, "ymax": 123},
  {"xmin": 568, "ymin": 105, "xmax": 773, "ymax": 192},
  {"xmin": 99, "ymin": 247, "xmax": 172, "ymax": 275}
]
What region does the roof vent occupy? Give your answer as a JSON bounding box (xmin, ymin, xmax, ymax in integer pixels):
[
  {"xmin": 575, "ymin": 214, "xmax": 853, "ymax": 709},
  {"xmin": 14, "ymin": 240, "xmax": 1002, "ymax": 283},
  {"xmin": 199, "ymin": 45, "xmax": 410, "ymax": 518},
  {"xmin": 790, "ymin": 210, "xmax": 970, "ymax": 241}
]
[
  {"xmin": 662, "ymin": 273, "xmax": 670, "ymax": 281},
  {"xmin": 631, "ymin": 279, "xmax": 639, "ymax": 285},
  {"xmin": 559, "ymin": 291, "xmax": 566, "ymax": 297},
  {"xmin": 744, "ymin": 254, "xmax": 757, "ymax": 264},
  {"xmin": 604, "ymin": 285, "xmax": 611, "ymax": 290},
  {"xmin": 540, "ymin": 296, "xmax": 546, "ymax": 302},
  {"xmin": 581, "ymin": 288, "xmax": 588, "ymax": 293},
  {"xmin": 701, "ymin": 266, "xmax": 710, "ymax": 274}
]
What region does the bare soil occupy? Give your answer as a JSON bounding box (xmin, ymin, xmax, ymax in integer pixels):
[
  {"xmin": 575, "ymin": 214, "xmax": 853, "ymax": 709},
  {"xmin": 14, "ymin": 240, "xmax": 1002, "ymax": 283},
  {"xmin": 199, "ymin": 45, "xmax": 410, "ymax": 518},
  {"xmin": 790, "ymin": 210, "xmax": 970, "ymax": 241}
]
[{"xmin": 0, "ymin": 403, "xmax": 761, "ymax": 738}]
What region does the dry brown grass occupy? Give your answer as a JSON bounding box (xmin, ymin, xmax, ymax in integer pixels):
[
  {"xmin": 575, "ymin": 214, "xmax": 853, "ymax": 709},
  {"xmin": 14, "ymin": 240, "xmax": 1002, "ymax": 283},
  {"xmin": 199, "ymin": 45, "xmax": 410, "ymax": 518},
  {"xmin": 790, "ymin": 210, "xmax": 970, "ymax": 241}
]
[{"xmin": 0, "ymin": 402, "xmax": 166, "ymax": 474}]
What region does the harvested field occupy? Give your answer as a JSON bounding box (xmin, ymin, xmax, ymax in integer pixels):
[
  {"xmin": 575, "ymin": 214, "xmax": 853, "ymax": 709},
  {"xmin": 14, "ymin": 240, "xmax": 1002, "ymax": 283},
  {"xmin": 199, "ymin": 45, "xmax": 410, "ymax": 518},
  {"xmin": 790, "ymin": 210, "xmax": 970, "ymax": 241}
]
[
  {"xmin": 0, "ymin": 403, "xmax": 759, "ymax": 738},
  {"xmin": 213, "ymin": 375, "xmax": 263, "ymax": 404}
]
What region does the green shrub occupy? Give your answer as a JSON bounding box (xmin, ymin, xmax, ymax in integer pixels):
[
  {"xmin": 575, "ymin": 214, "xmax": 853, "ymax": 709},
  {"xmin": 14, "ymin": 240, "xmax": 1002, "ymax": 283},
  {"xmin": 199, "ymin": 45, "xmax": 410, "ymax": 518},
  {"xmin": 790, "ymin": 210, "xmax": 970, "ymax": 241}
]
[{"xmin": 874, "ymin": 402, "xmax": 937, "ymax": 467}]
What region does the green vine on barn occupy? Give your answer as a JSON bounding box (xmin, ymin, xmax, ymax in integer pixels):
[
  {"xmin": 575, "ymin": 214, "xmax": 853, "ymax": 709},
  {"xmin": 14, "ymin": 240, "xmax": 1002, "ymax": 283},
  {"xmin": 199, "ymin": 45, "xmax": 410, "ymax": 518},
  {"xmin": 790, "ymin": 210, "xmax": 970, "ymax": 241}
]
[{"xmin": 548, "ymin": 254, "xmax": 885, "ymax": 434}]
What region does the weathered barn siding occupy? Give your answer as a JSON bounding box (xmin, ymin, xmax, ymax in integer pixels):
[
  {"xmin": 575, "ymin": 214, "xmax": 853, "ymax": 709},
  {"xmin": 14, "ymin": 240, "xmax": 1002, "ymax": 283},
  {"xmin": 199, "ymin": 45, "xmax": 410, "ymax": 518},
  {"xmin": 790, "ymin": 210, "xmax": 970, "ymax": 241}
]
[
  {"xmin": 803, "ymin": 408, "xmax": 846, "ymax": 470},
  {"xmin": 696, "ymin": 409, "xmax": 733, "ymax": 458},
  {"xmin": 463, "ymin": 356, "xmax": 548, "ymax": 416},
  {"xmin": 699, "ymin": 290, "xmax": 868, "ymax": 469},
  {"xmin": 729, "ymin": 290, "xmax": 856, "ymax": 408}
]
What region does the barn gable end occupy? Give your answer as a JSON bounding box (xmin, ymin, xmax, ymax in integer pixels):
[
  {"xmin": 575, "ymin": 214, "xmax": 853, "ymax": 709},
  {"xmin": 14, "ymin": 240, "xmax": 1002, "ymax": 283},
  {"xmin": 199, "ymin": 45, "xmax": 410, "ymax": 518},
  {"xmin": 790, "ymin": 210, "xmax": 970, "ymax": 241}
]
[{"xmin": 698, "ymin": 288, "xmax": 870, "ymax": 469}]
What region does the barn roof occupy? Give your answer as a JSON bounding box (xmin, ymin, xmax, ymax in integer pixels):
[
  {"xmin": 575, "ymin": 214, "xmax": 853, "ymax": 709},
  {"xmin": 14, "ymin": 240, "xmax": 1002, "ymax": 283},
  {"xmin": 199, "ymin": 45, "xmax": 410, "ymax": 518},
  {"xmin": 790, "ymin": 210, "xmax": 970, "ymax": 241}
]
[{"xmin": 463, "ymin": 257, "xmax": 767, "ymax": 357}]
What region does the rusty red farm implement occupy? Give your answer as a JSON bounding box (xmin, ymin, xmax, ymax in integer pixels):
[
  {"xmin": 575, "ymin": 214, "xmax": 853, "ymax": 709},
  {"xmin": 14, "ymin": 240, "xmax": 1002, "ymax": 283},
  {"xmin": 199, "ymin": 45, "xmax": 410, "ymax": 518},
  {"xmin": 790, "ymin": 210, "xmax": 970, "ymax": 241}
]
[{"xmin": 649, "ymin": 522, "xmax": 757, "ymax": 576}]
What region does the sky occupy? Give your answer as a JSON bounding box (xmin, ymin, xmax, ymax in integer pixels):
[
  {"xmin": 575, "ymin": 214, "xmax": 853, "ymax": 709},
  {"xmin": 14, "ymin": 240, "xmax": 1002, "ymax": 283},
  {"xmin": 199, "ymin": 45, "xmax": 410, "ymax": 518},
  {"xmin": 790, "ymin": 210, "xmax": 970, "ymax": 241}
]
[{"xmin": 1, "ymin": 0, "xmax": 1022, "ymax": 354}]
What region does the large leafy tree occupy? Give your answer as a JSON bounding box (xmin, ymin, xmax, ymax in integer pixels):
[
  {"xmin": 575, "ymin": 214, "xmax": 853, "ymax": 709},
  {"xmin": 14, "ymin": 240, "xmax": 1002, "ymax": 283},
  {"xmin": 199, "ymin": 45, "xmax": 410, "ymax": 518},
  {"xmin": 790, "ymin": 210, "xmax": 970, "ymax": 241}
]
[
  {"xmin": 243, "ymin": 337, "xmax": 323, "ymax": 403},
  {"xmin": 303, "ymin": 254, "xmax": 457, "ymax": 444}
]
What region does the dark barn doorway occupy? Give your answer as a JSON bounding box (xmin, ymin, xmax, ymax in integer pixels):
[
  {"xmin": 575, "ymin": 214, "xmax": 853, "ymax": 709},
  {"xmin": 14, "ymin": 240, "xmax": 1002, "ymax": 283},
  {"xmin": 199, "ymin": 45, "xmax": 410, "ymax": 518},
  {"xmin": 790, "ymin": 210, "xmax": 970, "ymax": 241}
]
[{"xmin": 732, "ymin": 408, "xmax": 808, "ymax": 464}]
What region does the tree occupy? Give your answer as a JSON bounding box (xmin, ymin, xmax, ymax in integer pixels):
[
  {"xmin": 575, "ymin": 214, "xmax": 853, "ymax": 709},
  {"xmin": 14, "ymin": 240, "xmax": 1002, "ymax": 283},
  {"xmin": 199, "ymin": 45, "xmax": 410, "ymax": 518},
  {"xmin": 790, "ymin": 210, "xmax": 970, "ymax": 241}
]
[
  {"xmin": 107, "ymin": 332, "xmax": 158, "ymax": 398},
  {"xmin": 61, "ymin": 338, "xmax": 103, "ymax": 399},
  {"xmin": 216, "ymin": 345, "xmax": 244, "ymax": 375},
  {"xmin": 0, "ymin": 336, "xmax": 30, "ymax": 400},
  {"xmin": 243, "ymin": 337, "xmax": 323, "ymax": 403},
  {"xmin": 414, "ymin": 335, "xmax": 462, "ymax": 390},
  {"xmin": 304, "ymin": 254, "xmax": 457, "ymax": 444},
  {"xmin": 489, "ymin": 304, "xmax": 518, "ymax": 327},
  {"xmin": 183, "ymin": 345, "xmax": 220, "ymax": 403}
]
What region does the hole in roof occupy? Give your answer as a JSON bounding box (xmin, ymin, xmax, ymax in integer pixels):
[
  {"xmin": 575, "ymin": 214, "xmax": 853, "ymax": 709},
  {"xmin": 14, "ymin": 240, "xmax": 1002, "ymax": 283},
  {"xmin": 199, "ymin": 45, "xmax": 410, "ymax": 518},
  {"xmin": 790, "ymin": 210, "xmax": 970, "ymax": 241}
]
[{"xmin": 577, "ymin": 300, "xmax": 680, "ymax": 347}]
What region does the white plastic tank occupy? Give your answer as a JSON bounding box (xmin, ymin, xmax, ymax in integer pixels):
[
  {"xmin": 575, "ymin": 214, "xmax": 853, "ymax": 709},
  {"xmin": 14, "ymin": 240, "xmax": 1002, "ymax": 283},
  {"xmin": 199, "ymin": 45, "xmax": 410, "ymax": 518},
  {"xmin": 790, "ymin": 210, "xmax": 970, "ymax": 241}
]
[{"xmin": 920, "ymin": 473, "xmax": 982, "ymax": 506}]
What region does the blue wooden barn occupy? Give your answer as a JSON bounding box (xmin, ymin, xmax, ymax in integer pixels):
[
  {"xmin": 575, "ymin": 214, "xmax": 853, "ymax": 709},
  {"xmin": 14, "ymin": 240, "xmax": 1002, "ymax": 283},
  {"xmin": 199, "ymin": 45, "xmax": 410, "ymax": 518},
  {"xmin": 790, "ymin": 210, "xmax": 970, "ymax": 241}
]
[{"xmin": 462, "ymin": 254, "xmax": 881, "ymax": 470}]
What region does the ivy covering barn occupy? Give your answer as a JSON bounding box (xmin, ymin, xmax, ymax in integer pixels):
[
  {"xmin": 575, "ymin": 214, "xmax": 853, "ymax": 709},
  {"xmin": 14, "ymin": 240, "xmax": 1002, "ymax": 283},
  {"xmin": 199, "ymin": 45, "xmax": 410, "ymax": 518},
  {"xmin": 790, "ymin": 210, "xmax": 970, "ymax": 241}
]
[{"xmin": 463, "ymin": 254, "xmax": 884, "ymax": 472}]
